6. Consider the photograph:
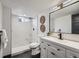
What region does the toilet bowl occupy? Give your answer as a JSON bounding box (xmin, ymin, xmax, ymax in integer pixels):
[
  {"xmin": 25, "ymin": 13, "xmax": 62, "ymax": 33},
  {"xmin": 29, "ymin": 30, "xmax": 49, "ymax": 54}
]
[
  {"xmin": 30, "ymin": 42, "xmax": 40, "ymax": 49},
  {"xmin": 30, "ymin": 42, "xmax": 40, "ymax": 55}
]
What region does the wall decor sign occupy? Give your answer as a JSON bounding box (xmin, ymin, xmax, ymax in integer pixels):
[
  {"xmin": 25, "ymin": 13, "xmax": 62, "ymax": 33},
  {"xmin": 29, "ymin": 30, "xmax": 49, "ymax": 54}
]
[
  {"xmin": 40, "ymin": 16, "xmax": 45, "ymax": 24},
  {"xmin": 40, "ymin": 16, "xmax": 46, "ymax": 32},
  {"xmin": 40, "ymin": 25, "xmax": 46, "ymax": 32}
]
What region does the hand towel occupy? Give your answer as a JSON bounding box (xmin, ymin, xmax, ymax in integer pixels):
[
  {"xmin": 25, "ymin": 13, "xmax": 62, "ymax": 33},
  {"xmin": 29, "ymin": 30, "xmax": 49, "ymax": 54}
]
[{"xmin": 1, "ymin": 29, "xmax": 8, "ymax": 48}]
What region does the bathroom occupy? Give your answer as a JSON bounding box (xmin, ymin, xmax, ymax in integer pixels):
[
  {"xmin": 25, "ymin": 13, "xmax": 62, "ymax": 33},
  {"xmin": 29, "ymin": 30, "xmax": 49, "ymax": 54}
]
[{"xmin": 0, "ymin": 0, "xmax": 79, "ymax": 58}]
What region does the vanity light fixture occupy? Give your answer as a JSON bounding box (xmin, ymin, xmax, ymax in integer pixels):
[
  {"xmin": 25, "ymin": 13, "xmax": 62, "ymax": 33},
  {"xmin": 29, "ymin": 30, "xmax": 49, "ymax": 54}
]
[
  {"xmin": 57, "ymin": 0, "xmax": 64, "ymax": 9},
  {"xmin": 57, "ymin": 0, "xmax": 64, "ymax": 5},
  {"xmin": 57, "ymin": 0, "xmax": 72, "ymax": 9},
  {"xmin": 57, "ymin": 3, "xmax": 63, "ymax": 9}
]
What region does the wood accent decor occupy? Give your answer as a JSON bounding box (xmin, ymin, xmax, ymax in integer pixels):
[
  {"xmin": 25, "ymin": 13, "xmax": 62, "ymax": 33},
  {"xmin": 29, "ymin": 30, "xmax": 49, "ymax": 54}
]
[
  {"xmin": 40, "ymin": 16, "xmax": 46, "ymax": 33},
  {"xmin": 40, "ymin": 25, "xmax": 46, "ymax": 32},
  {"xmin": 40, "ymin": 16, "xmax": 45, "ymax": 24}
]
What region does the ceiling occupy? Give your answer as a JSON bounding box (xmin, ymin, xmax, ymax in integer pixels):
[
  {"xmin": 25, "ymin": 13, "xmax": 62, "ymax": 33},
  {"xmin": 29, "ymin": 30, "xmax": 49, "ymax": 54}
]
[{"xmin": 1, "ymin": 0, "xmax": 62, "ymax": 17}]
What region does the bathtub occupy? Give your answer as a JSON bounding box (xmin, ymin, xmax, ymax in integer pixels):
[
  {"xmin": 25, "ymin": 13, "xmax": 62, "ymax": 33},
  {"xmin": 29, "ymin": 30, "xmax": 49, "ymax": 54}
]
[{"xmin": 12, "ymin": 45, "xmax": 30, "ymax": 56}]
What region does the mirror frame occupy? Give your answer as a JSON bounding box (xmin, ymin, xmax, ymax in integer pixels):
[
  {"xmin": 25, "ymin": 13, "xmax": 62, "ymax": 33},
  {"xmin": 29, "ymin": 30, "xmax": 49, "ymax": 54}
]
[{"xmin": 49, "ymin": 1, "xmax": 79, "ymax": 34}]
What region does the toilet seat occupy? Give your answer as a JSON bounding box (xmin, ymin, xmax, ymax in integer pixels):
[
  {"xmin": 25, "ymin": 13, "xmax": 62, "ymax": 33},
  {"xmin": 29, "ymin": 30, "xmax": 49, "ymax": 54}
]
[{"xmin": 30, "ymin": 42, "xmax": 40, "ymax": 49}]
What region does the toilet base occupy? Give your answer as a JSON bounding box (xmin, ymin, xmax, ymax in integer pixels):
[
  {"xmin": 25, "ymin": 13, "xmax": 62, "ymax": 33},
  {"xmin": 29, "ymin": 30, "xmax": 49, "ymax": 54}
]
[{"xmin": 32, "ymin": 53, "xmax": 40, "ymax": 58}]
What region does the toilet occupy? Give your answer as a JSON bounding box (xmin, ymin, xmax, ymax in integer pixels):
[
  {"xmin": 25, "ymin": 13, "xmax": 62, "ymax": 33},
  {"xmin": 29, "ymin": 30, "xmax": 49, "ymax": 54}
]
[{"xmin": 30, "ymin": 42, "xmax": 40, "ymax": 58}]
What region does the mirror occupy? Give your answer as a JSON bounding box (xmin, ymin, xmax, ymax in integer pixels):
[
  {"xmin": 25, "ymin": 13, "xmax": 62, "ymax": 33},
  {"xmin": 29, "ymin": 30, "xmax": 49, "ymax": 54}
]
[{"xmin": 49, "ymin": 1, "xmax": 79, "ymax": 34}]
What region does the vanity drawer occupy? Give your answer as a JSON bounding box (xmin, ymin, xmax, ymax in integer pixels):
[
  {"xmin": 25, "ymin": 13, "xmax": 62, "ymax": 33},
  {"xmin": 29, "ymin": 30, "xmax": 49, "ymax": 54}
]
[
  {"xmin": 41, "ymin": 47, "xmax": 47, "ymax": 58},
  {"xmin": 40, "ymin": 39, "xmax": 48, "ymax": 48},
  {"xmin": 47, "ymin": 43, "xmax": 65, "ymax": 58},
  {"xmin": 47, "ymin": 49, "xmax": 59, "ymax": 58},
  {"xmin": 40, "ymin": 39, "xmax": 47, "ymax": 58},
  {"xmin": 66, "ymin": 50, "xmax": 79, "ymax": 58},
  {"xmin": 47, "ymin": 42, "xmax": 65, "ymax": 53}
]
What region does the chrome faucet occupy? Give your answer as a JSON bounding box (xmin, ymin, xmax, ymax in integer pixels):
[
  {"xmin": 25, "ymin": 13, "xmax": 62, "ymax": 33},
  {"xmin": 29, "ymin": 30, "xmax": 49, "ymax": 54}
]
[{"xmin": 58, "ymin": 29, "xmax": 63, "ymax": 40}]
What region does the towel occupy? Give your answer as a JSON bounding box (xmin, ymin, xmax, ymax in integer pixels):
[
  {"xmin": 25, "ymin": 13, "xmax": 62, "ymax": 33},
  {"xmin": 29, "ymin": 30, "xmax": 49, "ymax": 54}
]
[{"xmin": 1, "ymin": 29, "xmax": 8, "ymax": 48}]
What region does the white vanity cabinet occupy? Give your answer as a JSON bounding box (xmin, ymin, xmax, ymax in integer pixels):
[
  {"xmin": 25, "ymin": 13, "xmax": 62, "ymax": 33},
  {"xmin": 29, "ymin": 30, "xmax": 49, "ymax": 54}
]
[
  {"xmin": 40, "ymin": 40, "xmax": 48, "ymax": 58},
  {"xmin": 47, "ymin": 43, "xmax": 65, "ymax": 58},
  {"xmin": 41, "ymin": 47, "xmax": 47, "ymax": 58},
  {"xmin": 40, "ymin": 37, "xmax": 79, "ymax": 58},
  {"xmin": 47, "ymin": 49, "xmax": 58, "ymax": 58},
  {"xmin": 40, "ymin": 39, "xmax": 65, "ymax": 58},
  {"xmin": 66, "ymin": 50, "xmax": 79, "ymax": 58}
]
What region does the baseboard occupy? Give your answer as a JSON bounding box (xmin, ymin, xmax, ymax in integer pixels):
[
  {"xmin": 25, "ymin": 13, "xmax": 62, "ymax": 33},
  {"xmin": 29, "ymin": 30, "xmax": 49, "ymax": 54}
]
[
  {"xmin": 3, "ymin": 54, "xmax": 11, "ymax": 58},
  {"xmin": 12, "ymin": 49, "xmax": 30, "ymax": 56},
  {"xmin": 12, "ymin": 45, "xmax": 30, "ymax": 55}
]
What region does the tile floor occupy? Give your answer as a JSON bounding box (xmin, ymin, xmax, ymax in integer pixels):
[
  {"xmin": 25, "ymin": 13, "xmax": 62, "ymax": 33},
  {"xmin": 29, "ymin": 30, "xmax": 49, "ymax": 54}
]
[
  {"xmin": 12, "ymin": 51, "xmax": 31, "ymax": 58},
  {"xmin": 12, "ymin": 51, "xmax": 40, "ymax": 58}
]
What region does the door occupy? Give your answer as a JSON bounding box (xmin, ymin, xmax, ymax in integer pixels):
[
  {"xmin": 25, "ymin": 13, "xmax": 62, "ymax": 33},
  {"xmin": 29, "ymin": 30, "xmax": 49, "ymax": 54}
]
[{"xmin": 72, "ymin": 14, "xmax": 79, "ymax": 34}]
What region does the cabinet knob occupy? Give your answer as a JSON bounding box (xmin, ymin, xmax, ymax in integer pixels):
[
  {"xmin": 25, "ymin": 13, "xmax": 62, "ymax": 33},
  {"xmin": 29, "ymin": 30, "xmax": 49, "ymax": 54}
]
[
  {"xmin": 57, "ymin": 49, "xmax": 60, "ymax": 51},
  {"xmin": 73, "ymin": 56, "xmax": 77, "ymax": 58},
  {"xmin": 51, "ymin": 52, "xmax": 56, "ymax": 55},
  {"xmin": 48, "ymin": 44, "xmax": 50, "ymax": 46}
]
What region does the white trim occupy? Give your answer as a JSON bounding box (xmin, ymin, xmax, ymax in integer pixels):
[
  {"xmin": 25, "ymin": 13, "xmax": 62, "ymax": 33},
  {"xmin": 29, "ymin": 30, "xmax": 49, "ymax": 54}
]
[{"xmin": 12, "ymin": 45, "xmax": 30, "ymax": 56}]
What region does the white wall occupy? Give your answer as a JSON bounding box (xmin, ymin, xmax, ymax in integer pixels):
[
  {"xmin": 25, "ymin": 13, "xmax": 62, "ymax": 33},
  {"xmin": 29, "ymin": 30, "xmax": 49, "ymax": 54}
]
[
  {"xmin": 32, "ymin": 17, "xmax": 39, "ymax": 43},
  {"xmin": 12, "ymin": 15, "xmax": 32, "ymax": 48},
  {"xmin": 2, "ymin": 5, "xmax": 12, "ymax": 56},
  {"xmin": 0, "ymin": 1, "xmax": 2, "ymax": 58},
  {"xmin": 0, "ymin": 1, "xmax": 2, "ymax": 29},
  {"xmin": 54, "ymin": 15, "xmax": 72, "ymax": 33}
]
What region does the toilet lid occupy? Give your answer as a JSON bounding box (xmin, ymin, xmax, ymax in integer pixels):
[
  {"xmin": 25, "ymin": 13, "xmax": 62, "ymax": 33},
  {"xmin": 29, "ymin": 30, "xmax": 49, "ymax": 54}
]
[{"xmin": 30, "ymin": 43, "xmax": 40, "ymax": 48}]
